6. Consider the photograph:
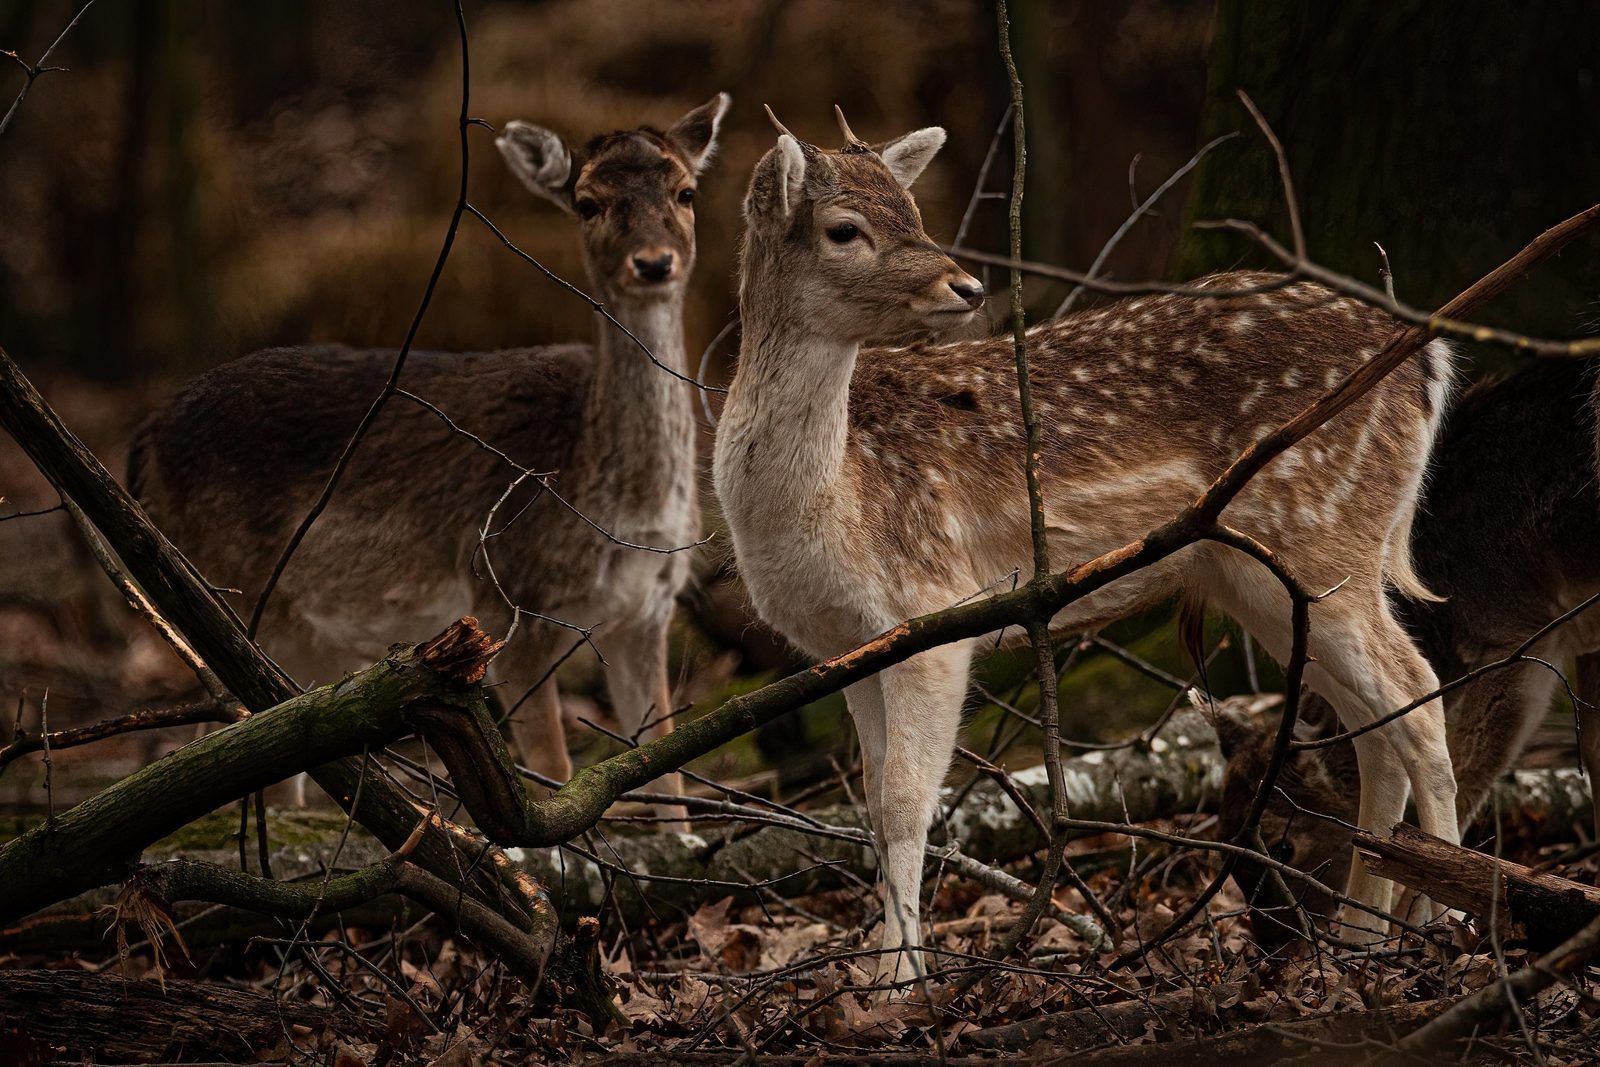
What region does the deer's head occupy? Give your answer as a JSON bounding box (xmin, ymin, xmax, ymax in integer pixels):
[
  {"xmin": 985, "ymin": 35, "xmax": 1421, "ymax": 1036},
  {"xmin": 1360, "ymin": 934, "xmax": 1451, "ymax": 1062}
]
[
  {"xmin": 740, "ymin": 107, "xmax": 985, "ymax": 344},
  {"xmin": 496, "ymin": 93, "xmax": 730, "ymax": 301},
  {"xmin": 1213, "ymin": 697, "xmax": 1359, "ymax": 954}
]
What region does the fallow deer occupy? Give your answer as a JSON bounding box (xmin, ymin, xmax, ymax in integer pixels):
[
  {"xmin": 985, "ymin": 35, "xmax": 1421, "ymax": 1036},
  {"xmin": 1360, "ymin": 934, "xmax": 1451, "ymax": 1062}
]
[
  {"xmin": 1217, "ymin": 358, "xmax": 1600, "ymax": 950},
  {"xmin": 714, "ymin": 109, "xmax": 1459, "ymax": 984},
  {"xmin": 129, "ymin": 95, "xmax": 730, "ymax": 814}
]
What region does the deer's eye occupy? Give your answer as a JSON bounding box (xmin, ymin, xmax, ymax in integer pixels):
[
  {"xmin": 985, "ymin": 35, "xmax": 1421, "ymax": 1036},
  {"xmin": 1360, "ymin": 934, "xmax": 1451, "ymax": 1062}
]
[
  {"xmin": 826, "ymin": 222, "xmax": 860, "ymax": 244},
  {"xmin": 677, "ymin": 187, "xmax": 696, "ymax": 206},
  {"xmin": 1267, "ymin": 841, "xmax": 1295, "ymax": 864},
  {"xmin": 575, "ymin": 198, "xmax": 600, "ymax": 220}
]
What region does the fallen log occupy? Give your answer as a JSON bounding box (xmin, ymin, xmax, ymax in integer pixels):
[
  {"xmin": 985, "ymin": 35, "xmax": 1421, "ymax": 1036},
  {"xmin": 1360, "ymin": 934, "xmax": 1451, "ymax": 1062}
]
[
  {"xmin": 0, "ymin": 617, "xmax": 569, "ymax": 985},
  {"xmin": 1055, "ymin": 998, "xmax": 1454, "ymax": 1066},
  {"xmin": 0, "ymin": 970, "xmax": 334, "ymax": 1061},
  {"xmin": 7, "ymin": 705, "xmax": 1595, "ymax": 952},
  {"xmin": 596, "ymin": 999, "xmax": 1455, "ymax": 1066},
  {"xmin": 1355, "ymin": 823, "xmax": 1600, "ymax": 948}
]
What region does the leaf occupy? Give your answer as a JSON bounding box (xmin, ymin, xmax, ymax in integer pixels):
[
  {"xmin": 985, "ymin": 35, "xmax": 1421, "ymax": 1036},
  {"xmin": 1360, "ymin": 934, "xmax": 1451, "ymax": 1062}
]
[
  {"xmin": 687, "ymin": 896, "xmax": 763, "ymax": 972},
  {"xmin": 331, "ymin": 1042, "xmax": 374, "ymax": 1067},
  {"xmin": 616, "ymin": 988, "xmax": 672, "ymax": 1027},
  {"xmin": 761, "ymin": 922, "xmax": 832, "ymax": 969},
  {"xmin": 426, "ymin": 1043, "xmax": 481, "ymax": 1067}
]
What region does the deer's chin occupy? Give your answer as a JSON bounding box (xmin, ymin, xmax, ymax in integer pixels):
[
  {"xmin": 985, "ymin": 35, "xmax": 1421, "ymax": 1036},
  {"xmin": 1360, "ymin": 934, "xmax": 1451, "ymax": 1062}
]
[
  {"xmin": 919, "ymin": 305, "xmax": 980, "ymax": 334},
  {"xmin": 612, "ymin": 274, "xmax": 685, "ymax": 301}
]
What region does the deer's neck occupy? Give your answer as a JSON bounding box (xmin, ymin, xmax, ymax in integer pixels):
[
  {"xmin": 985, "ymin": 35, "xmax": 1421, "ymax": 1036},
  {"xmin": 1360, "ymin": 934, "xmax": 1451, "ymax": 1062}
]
[
  {"xmin": 589, "ymin": 296, "xmax": 688, "ymax": 421},
  {"xmin": 715, "ymin": 303, "xmax": 860, "ymax": 532},
  {"xmin": 569, "ymin": 291, "xmax": 695, "ymax": 523}
]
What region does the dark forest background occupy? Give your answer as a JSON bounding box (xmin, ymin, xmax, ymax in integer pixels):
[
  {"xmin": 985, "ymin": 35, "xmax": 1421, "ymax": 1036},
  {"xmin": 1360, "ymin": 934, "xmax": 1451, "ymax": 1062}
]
[
  {"xmin": 4, "ymin": 1, "xmax": 1596, "ymax": 383},
  {"xmin": 2, "ymin": 0, "xmax": 1598, "ymax": 804}
]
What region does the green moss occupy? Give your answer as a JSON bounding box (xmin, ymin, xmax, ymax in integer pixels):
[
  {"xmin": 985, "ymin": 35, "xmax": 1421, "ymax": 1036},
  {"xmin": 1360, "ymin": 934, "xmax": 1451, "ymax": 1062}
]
[{"xmin": 146, "ymin": 808, "xmax": 371, "ymax": 854}]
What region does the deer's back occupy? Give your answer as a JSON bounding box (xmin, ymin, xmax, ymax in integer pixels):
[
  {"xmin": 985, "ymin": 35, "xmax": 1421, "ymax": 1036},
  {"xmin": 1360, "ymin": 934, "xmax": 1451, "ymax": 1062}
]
[
  {"xmin": 843, "ymin": 275, "xmax": 1439, "ymax": 606},
  {"xmin": 132, "ymin": 343, "xmax": 593, "ymax": 645}
]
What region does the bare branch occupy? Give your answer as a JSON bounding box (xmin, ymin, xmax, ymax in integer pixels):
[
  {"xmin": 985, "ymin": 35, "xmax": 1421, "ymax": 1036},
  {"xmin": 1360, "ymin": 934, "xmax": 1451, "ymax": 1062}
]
[
  {"xmin": 0, "ymin": 0, "xmax": 95, "ymax": 142},
  {"xmin": 248, "ymin": 0, "xmax": 475, "ymax": 638},
  {"xmin": 1236, "ymin": 88, "xmax": 1305, "ymax": 261}
]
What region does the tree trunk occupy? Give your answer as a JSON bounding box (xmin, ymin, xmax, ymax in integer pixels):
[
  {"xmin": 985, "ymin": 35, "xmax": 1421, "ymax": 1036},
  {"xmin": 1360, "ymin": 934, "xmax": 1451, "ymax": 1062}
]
[{"xmin": 1174, "ymin": 2, "xmax": 1600, "ymax": 374}]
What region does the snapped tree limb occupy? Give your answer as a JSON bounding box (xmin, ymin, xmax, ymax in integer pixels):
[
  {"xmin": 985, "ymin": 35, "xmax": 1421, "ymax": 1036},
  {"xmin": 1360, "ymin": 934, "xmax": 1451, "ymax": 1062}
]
[{"xmin": 1356, "ymin": 822, "xmax": 1600, "ymax": 949}]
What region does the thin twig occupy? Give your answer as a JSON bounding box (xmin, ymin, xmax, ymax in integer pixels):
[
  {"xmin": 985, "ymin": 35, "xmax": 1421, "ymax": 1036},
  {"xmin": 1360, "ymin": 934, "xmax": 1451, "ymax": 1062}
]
[
  {"xmin": 1237, "ymin": 89, "xmax": 1304, "ymax": 261},
  {"xmin": 40, "ymin": 689, "xmax": 53, "ymax": 832},
  {"xmin": 0, "ymin": 698, "xmax": 240, "ymax": 774},
  {"xmin": 1053, "ymin": 130, "xmax": 1239, "ymax": 317},
  {"xmin": 971, "ymin": 0, "xmax": 1075, "ymax": 984},
  {"xmin": 0, "ymin": 0, "xmax": 95, "ymax": 141},
  {"xmin": 951, "ymin": 104, "xmax": 1012, "ymax": 250},
  {"xmin": 465, "ymin": 202, "xmax": 721, "ymax": 392},
  {"xmin": 249, "ymin": 0, "xmax": 474, "ymax": 638},
  {"xmin": 63, "ymin": 498, "xmax": 234, "ymax": 707}
]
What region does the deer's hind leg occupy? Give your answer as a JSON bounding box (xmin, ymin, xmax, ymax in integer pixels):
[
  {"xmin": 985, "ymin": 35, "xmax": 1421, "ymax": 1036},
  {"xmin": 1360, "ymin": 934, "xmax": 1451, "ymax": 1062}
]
[
  {"xmin": 1201, "ymin": 555, "xmax": 1455, "ymax": 926},
  {"xmin": 1299, "ymin": 586, "xmax": 1457, "ymax": 927},
  {"xmin": 496, "ymin": 638, "xmax": 575, "ymax": 786}
]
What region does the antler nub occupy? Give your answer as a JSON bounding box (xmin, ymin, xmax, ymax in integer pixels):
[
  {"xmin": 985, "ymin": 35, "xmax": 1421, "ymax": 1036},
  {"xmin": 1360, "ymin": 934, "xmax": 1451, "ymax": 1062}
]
[
  {"xmin": 763, "ymin": 103, "xmax": 795, "ymax": 140},
  {"xmin": 834, "ymin": 104, "xmax": 868, "ymax": 151}
]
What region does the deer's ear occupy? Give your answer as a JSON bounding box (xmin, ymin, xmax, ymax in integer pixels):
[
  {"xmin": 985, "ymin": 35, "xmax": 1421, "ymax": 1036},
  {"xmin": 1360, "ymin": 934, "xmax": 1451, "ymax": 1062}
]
[
  {"xmin": 874, "ymin": 127, "xmax": 945, "ymax": 188},
  {"xmin": 745, "ymin": 134, "xmax": 810, "ymax": 233},
  {"xmin": 496, "ymin": 121, "xmax": 573, "ymax": 211},
  {"xmin": 668, "ymin": 92, "xmax": 731, "ymax": 176}
]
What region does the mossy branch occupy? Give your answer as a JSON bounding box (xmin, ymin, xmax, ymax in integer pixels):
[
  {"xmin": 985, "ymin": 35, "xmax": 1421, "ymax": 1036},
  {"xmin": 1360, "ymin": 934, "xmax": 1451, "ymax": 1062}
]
[{"xmin": 0, "ymin": 620, "xmax": 526, "ymax": 927}]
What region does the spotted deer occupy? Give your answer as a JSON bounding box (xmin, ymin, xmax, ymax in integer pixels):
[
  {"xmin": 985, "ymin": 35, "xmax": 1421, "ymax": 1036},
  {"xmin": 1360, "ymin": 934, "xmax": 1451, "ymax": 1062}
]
[
  {"xmin": 1218, "ymin": 358, "xmax": 1600, "ymax": 950},
  {"xmin": 130, "ymin": 95, "xmax": 730, "ymax": 814},
  {"xmin": 714, "ymin": 109, "xmax": 1460, "ymax": 984}
]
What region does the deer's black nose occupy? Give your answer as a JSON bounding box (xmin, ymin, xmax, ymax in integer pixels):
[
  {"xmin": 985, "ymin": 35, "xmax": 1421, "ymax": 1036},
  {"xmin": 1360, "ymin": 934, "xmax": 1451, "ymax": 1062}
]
[
  {"xmin": 632, "ymin": 252, "xmax": 675, "ymax": 283},
  {"xmin": 950, "ymin": 278, "xmax": 985, "ymax": 309}
]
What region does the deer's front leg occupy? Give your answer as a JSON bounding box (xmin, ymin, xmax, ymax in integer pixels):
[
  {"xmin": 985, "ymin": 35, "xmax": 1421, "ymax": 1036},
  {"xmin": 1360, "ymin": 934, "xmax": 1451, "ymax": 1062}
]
[
  {"xmin": 869, "ymin": 640, "xmax": 973, "ymax": 991},
  {"xmin": 598, "ymin": 618, "xmax": 689, "ymax": 830},
  {"xmin": 497, "ymin": 642, "xmax": 575, "ymax": 786}
]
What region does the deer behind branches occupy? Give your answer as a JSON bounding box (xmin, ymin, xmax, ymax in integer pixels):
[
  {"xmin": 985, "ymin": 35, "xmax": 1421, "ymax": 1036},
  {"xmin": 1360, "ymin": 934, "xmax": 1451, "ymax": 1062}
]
[
  {"xmin": 714, "ymin": 110, "xmax": 1458, "ymax": 984},
  {"xmin": 1217, "ymin": 358, "xmax": 1600, "ymax": 949},
  {"xmin": 129, "ymin": 96, "xmax": 729, "ymax": 814}
]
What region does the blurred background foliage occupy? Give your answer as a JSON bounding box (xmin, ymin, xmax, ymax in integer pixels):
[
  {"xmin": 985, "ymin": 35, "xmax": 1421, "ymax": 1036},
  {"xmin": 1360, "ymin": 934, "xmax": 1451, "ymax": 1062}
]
[{"xmin": 1, "ymin": 0, "xmax": 1596, "ymax": 808}]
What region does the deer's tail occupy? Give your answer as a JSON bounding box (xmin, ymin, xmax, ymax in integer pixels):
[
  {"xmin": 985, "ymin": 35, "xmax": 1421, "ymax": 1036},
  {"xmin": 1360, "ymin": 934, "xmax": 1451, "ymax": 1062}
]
[
  {"xmin": 1384, "ymin": 338, "xmax": 1459, "ymax": 604},
  {"xmin": 1176, "ymin": 593, "xmax": 1210, "ymax": 693}
]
